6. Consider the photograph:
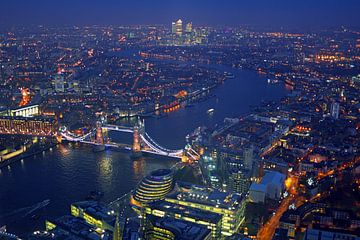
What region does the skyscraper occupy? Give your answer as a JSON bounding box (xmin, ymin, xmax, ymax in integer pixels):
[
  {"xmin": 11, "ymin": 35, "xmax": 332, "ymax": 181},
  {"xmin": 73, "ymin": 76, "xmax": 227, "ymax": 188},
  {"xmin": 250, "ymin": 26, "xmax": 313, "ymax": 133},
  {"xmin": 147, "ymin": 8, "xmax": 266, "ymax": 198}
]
[
  {"xmin": 185, "ymin": 22, "xmax": 193, "ymax": 33},
  {"xmin": 171, "ymin": 22, "xmax": 176, "ymax": 34},
  {"xmin": 175, "ymin": 19, "xmax": 183, "ymax": 36}
]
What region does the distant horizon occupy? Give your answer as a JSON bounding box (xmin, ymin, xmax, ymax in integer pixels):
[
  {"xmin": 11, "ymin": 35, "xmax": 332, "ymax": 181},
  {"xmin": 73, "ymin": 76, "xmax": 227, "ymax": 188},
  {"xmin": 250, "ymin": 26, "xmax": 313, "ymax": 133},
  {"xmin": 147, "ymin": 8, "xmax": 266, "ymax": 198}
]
[
  {"xmin": 1, "ymin": 0, "xmax": 360, "ymax": 30},
  {"xmin": 0, "ymin": 23, "xmax": 359, "ymax": 33}
]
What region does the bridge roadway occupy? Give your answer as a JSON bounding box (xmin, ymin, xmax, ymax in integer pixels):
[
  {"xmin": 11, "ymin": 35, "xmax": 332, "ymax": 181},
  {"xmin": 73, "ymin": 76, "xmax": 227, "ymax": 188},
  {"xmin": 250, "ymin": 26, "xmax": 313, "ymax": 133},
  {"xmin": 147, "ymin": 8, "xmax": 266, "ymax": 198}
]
[{"xmin": 102, "ymin": 124, "xmax": 134, "ymax": 133}]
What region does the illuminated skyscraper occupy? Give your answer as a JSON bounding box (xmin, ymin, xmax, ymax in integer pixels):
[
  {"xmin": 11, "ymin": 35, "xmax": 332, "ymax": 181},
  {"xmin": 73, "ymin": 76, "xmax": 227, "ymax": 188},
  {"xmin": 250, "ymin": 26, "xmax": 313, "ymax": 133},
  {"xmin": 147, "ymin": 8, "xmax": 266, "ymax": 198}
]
[
  {"xmin": 175, "ymin": 19, "xmax": 183, "ymax": 36},
  {"xmin": 185, "ymin": 22, "xmax": 192, "ymax": 33},
  {"xmin": 171, "ymin": 22, "xmax": 176, "ymax": 34}
]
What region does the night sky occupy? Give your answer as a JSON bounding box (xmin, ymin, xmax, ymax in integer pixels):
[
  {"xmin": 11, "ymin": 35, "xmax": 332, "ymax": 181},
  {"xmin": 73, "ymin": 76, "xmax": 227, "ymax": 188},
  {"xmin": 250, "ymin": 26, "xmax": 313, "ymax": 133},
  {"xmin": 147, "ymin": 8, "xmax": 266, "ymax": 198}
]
[{"xmin": 1, "ymin": 0, "xmax": 360, "ymax": 29}]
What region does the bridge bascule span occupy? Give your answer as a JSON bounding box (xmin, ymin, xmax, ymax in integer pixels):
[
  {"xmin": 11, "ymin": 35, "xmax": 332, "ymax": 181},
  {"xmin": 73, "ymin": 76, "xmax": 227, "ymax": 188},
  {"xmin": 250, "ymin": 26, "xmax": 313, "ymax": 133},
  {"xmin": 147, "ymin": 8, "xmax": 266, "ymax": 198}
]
[{"xmin": 60, "ymin": 120, "xmax": 185, "ymax": 159}]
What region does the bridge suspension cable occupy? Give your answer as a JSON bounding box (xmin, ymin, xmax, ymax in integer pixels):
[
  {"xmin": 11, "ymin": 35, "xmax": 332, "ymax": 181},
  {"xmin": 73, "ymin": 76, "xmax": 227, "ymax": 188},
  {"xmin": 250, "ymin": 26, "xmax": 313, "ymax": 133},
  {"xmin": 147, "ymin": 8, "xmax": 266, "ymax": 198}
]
[
  {"xmin": 61, "ymin": 130, "xmax": 94, "ymax": 142},
  {"xmin": 140, "ymin": 134, "xmax": 183, "ymax": 157},
  {"xmin": 60, "ymin": 124, "xmax": 183, "ymax": 158},
  {"xmin": 143, "ymin": 132, "xmax": 183, "ymax": 154}
]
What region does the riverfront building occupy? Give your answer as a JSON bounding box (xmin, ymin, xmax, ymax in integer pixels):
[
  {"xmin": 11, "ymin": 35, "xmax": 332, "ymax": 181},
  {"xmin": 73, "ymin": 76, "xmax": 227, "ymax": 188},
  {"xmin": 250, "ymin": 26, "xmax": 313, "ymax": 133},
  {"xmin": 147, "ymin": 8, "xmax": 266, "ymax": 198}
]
[
  {"xmin": 44, "ymin": 215, "xmax": 112, "ymax": 240},
  {"xmin": 133, "ymin": 169, "xmax": 174, "ymax": 204},
  {"xmin": 70, "ymin": 201, "xmax": 116, "ymax": 231},
  {"xmin": 0, "ymin": 116, "xmax": 57, "ymax": 136}
]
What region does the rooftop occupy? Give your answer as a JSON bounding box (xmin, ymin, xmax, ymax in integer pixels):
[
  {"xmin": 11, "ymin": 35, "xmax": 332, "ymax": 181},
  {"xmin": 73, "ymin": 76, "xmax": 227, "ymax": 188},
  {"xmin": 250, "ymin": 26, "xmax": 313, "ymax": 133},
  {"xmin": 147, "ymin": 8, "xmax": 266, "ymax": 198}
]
[
  {"xmin": 147, "ymin": 215, "xmax": 211, "ymax": 240},
  {"xmin": 167, "ymin": 183, "xmax": 245, "ymax": 210},
  {"xmin": 147, "ymin": 200, "xmax": 222, "ymax": 223}
]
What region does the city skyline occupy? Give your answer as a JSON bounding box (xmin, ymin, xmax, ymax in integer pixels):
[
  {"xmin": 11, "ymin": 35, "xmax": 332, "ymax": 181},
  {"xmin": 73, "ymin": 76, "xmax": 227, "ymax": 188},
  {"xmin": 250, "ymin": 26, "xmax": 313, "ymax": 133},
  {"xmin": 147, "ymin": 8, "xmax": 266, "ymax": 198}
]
[{"xmin": 0, "ymin": 1, "xmax": 359, "ymax": 239}]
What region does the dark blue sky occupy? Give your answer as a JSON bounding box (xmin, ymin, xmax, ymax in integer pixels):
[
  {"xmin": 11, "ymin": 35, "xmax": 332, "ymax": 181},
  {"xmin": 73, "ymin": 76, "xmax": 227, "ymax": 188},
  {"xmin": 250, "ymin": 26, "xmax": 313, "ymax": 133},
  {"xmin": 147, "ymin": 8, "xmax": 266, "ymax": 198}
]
[{"xmin": 1, "ymin": 0, "xmax": 360, "ymax": 29}]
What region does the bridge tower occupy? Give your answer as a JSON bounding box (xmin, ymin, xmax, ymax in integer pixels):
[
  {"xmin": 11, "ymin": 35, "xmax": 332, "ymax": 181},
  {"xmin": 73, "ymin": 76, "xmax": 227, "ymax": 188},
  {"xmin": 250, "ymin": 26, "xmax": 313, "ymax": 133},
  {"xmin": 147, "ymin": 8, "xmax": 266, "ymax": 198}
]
[
  {"xmin": 133, "ymin": 127, "xmax": 141, "ymax": 151},
  {"xmin": 95, "ymin": 121, "xmax": 104, "ymax": 145},
  {"xmin": 132, "ymin": 118, "xmax": 144, "ymax": 158}
]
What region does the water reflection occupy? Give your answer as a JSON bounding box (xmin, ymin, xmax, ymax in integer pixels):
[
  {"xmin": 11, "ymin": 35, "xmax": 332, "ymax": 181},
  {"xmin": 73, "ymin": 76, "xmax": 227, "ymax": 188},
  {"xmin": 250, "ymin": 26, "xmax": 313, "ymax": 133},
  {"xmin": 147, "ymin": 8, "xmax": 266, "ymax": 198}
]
[
  {"xmin": 58, "ymin": 144, "xmax": 71, "ymax": 156},
  {"xmin": 99, "ymin": 153, "xmax": 113, "ymax": 178},
  {"xmin": 132, "ymin": 158, "xmax": 146, "ymax": 180}
]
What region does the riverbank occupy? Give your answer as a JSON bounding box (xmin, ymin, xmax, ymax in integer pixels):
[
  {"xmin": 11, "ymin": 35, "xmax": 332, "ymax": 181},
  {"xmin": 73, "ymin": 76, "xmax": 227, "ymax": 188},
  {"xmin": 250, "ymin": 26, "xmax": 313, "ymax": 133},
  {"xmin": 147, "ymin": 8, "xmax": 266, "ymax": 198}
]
[{"xmin": 0, "ymin": 141, "xmax": 56, "ymax": 169}]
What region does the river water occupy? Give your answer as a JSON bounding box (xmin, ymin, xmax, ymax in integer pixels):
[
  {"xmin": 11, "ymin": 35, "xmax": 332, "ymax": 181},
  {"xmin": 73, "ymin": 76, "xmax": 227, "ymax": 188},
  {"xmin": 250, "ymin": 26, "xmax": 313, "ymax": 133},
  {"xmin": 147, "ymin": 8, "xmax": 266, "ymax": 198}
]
[{"xmin": 0, "ymin": 69, "xmax": 286, "ymax": 235}]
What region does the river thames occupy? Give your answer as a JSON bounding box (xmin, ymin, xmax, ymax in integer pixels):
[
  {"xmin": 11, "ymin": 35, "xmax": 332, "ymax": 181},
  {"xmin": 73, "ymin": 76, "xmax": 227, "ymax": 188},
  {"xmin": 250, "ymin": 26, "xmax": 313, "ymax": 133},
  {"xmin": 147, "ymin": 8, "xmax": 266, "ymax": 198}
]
[{"xmin": 0, "ymin": 69, "xmax": 287, "ymax": 235}]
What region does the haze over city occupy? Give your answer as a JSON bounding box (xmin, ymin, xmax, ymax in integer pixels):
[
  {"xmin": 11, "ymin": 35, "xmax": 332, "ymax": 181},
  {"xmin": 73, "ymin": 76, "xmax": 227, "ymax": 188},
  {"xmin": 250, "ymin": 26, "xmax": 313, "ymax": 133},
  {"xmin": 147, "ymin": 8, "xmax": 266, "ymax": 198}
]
[{"xmin": 1, "ymin": 0, "xmax": 360, "ymax": 28}]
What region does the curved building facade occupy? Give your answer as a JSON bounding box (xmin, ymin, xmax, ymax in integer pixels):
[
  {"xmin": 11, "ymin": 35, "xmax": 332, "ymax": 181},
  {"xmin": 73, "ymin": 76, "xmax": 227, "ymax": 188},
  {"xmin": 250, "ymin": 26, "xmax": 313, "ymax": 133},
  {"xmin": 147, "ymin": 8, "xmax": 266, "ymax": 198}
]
[{"xmin": 133, "ymin": 169, "xmax": 174, "ymax": 204}]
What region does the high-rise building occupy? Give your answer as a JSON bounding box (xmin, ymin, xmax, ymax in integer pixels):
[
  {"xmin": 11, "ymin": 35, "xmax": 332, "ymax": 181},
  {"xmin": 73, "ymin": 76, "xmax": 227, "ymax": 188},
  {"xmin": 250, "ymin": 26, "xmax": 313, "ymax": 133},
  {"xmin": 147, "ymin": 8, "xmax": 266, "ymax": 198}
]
[
  {"xmin": 330, "ymin": 101, "xmax": 340, "ymax": 119},
  {"xmin": 185, "ymin": 22, "xmax": 193, "ymax": 33},
  {"xmin": 175, "ymin": 19, "xmax": 183, "ymax": 36},
  {"xmin": 227, "ymin": 170, "xmax": 251, "ymax": 195},
  {"xmin": 200, "ymin": 148, "xmax": 222, "ymax": 189},
  {"xmin": 171, "ymin": 22, "xmax": 176, "ymax": 34}
]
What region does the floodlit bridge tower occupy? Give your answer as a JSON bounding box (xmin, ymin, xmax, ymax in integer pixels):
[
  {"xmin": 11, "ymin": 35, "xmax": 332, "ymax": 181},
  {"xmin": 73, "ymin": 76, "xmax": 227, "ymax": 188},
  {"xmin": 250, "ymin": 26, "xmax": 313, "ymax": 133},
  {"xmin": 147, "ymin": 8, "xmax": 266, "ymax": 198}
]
[
  {"xmin": 132, "ymin": 118, "xmax": 145, "ymax": 158},
  {"xmin": 95, "ymin": 121, "xmax": 104, "ymax": 145}
]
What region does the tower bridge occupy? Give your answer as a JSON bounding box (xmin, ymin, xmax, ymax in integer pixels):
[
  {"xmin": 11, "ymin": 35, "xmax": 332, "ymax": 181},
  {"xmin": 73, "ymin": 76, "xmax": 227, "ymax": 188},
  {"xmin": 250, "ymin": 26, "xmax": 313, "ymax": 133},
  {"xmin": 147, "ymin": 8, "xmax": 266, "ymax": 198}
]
[
  {"xmin": 60, "ymin": 119, "xmax": 185, "ymax": 159},
  {"xmin": 0, "ymin": 115, "xmax": 199, "ymax": 161}
]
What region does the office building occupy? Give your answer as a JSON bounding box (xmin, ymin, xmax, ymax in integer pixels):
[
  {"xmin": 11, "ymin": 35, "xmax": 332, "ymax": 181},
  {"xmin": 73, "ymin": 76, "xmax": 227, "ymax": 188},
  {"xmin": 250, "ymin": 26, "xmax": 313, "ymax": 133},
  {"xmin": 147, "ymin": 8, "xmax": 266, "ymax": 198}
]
[
  {"xmin": 142, "ymin": 215, "xmax": 212, "ymax": 240},
  {"xmin": 44, "ymin": 215, "xmax": 112, "ymax": 240},
  {"xmin": 249, "ymin": 171, "xmax": 286, "ymax": 203},
  {"xmin": 165, "ymin": 183, "xmax": 246, "ymax": 237},
  {"xmin": 141, "ymin": 200, "xmax": 222, "ymax": 238},
  {"xmin": 227, "ymin": 170, "xmax": 251, "ymax": 195},
  {"xmin": 70, "ymin": 201, "xmax": 116, "ymax": 231},
  {"xmin": 185, "ymin": 22, "xmax": 193, "ymax": 33},
  {"xmin": 175, "ymin": 19, "xmax": 183, "ymax": 36}
]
